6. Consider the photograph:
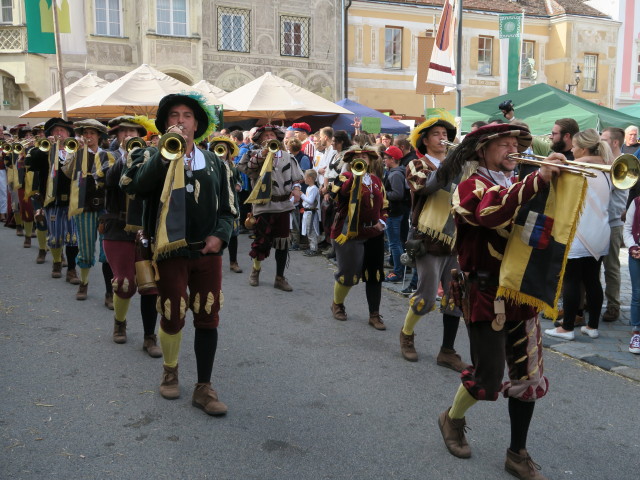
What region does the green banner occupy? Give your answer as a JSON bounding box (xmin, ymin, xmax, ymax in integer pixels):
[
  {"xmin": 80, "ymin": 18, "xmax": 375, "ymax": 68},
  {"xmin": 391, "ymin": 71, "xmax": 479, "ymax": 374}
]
[
  {"xmin": 25, "ymin": 0, "xmax": 56, "ymax": 54},
  {"xmin": 360, "ymin": 117, "xmax": 381, "ymax": 134},
  {"xmin": 507, "ymin": 37, "xmax": 521, "ymax": 93},
  {"xmin": 499, "ymin": 14, "xmax": 521, "ymax": 39}
]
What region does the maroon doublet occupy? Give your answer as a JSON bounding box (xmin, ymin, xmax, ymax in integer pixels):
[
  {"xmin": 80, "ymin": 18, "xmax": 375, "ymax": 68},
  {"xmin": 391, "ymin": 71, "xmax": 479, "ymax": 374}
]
[{"xmin": 453, "ymin": 171, "xmax": 549, "ymax": 401}]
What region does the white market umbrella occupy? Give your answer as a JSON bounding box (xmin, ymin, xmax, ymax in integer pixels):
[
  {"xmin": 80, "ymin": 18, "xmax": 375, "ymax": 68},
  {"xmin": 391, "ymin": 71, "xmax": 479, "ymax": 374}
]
[
  {"xmin": 67, "ymin": 64, "xmax": 193, "ymax": 118},
  {"xmin": 220, "ymin": 72, "xmax": 352, "ymax": 122},
  {"xmin": 21, "ymin": 72, "xmax": 109, "ymax": 118},
  {"xmin": 191, "ymin": 79, "xmax": 235, "ymax": 111}
]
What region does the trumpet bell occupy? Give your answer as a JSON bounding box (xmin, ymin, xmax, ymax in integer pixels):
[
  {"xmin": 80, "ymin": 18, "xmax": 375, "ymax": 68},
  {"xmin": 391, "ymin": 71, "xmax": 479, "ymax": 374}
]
[
  {"xmin": 63, "ymin": 138, "xmax": 79, "ymax": 154},
  {"xmin": 351, "ymin": 159, "xmax": 367, "ymax": 176},
  {"xmin": 125, "ymin": 137, "xmax": 146, "ymax": 152},
  {"xmin": 265, "ymin": 139, "xmax": 281, "ymax": 153},
  {"xmin": 158, "ymin": 133, "xmax": 186, "ymax": 161},
  {"xmin": 610, "ymin": 154, "xmax": 640, "ymax": 190},
  {"xmin": 36, "ymin": 138, "xmax": 51, "ymax": 152},
  {"xmin": 213, "ymin": 143, "xmax": 228, "ymax": 157}
]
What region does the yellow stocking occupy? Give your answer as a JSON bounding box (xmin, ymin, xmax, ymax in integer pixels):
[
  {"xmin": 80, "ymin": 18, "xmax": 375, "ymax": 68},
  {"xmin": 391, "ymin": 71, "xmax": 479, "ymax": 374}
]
[
  {"xmin": 80, "ymin": 267, "xmax": 90, "ymax": 285},
  {"xmin": 36, "ymin": 229, "xmax": 47, "ymax": 249},
  {"xmin": 252, "ymin": 259, "xmax": 261, "ymax": 271},
  {"xmin": 333, "ymin": 282, "xmax": 351, "ymax": 305},
  {"xmin": 402, "ymin": 309, "xmax": 422, "ymax": 336},
  {"xmin": 50, "ymin": 248, "xmax": 63, "ymax": 263},
  {"xmin": 14, "ymin": 212, "xmax": 23, "ymax": 226},
  {"xmin": 159, "ymin": 327, "xmax": 183, "ymax": 368},
  {"xmin": 449, "ymin": 384, "xmax": 477, "ymax": 419},
  {"xmin": 24, "ymin": 221, "xmax": 33, "ymax": 238},
  {"xmin": 113, "ymin": 295, "xmax": 131, "ymax": 323}
]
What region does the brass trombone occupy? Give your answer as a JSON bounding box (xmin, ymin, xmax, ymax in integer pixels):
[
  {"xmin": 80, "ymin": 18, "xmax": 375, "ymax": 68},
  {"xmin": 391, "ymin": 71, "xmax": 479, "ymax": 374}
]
[
  {"xmin": 125, "ymin": 136, "xmax": 146, "ymax": 152},
  {"xmin": 351, "ymin": 159, "xmax": 367, "ymax": 176},
  {"xmin": 507, "ymin": 152, "xmax": 640, "ymax": 189},
  {"xmin": 158, "ymin": 133, "xmax": 186, "ymax": 161},
  {"xmin": 63, "ymin": 138, "xmax": 79, "ymax": 153},
  {"xmin": 213, "ymin": 143, "xmax": 228, "ymax": 157}
]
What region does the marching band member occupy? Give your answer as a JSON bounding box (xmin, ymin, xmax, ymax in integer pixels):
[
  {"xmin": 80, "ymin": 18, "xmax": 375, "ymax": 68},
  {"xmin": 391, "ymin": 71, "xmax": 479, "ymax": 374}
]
[
  {"xmin": 25, "ymin": 118, "xmax": 79, "ymax": 282},
  {"xmin": 399, "ymin": 116, "xmax": 469, "ymax": 370},
  {"xmin": 329, "ymin": 145, "xmax": 388, "ymax": 330},
  {"xmin": 209, "ymin": 136, "xmax": 244, "ymax": 273},
  {"xmin": 62, "ymin": 119, "xmax": 115, "ymax": 302},
  {"xmin": 434, "ymin": 124, "xmax": 561, "ymax": 480},
  {"xmin": 14, "ymin": 125, "xmax": 36, "ymax": 246},
  {"xmin": 102, "ymin": 115, "xmax": 161, "ymax": 355},
  {"xmin": 237, "ymin": 125, "xmax": 304, "ymax": 291},
  {"xmin": 120, "ymin": 93, "xmax": 235, "ymax": 416}
]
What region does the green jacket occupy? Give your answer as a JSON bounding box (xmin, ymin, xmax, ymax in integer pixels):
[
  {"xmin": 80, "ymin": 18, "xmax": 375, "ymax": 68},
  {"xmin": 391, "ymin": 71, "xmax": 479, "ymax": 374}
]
[{"xmin": 120, "ymin": 146, "xmax": 235, "ymax": 260}]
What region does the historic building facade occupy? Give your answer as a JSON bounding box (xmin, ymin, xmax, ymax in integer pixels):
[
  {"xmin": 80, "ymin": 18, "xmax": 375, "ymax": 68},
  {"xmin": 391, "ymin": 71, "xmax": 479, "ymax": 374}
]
[
  {"xmin": 348, "ymin": 0, "xmax": 621, "ymax": 116},
  {"xmin": 0, "ymin": 0, "xmax": 342, "ymax": 124}
]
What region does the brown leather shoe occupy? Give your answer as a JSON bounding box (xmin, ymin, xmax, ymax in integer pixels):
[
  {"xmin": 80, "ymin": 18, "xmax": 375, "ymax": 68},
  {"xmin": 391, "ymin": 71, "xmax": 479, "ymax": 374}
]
[
  {"xmin": 143, "ymin": 335, "xmax": 162, "ymax": 358},
  {"xmin": 368, "ymin": 311, "xmax": 386, "ymax": 330},
  {"xmin": 229, "ymin": 262, "xmax": 243, "ymax": 273},
  {"xmin": 104, "ymin": 293, "xmax": 114, "ymax": 310},
  {"xmin": 192, "ymin": 382, "xmax": 228, "ymax": 416},
  {"xmin": 51, "ymin": 262, "xmax": 63, "ymax": 279},
  {"xmin": 505, "ymin": 449, "xmax": 547, "ymax": 479},
  {"xmin": 113, "ymin": 319, "xmax": 127, "ymax": 344},
  {"xmin": 76, "ymin": 283, "xmax": 88, "ymax": 301},
  {"xmin": 436, "ymin": 347, "xmax": 469, "ymax": 372},
  {"xmin": 438, "ymin": 407, "xmax": 471, "ymax": 459},
  {"xmin": 66, "ymin": 268, "xmax": 81, "ymax": 285},
  {"xmin": 400, "ymin": 330, "xmax": 418, "ymax": 362},
  {"xmin": 274, "ymin": 275, "xmax": 293, "ymax": 292},
  {"xmin": 36, "ymin": 249, "xmax": 47, "ymax": 264},
  {"xmin": 602, "ymin": 306, "xmax": 619, "ymax": 322},
  {"xmin": 249, "ymin": 268, "xmax": 260, "ymax": 286},
  {"xmin": 331, "ymin": 302, "xmax": 347, "ymax": 321},
  {"xmin": 160, "ymin": 365, "xmax": 180, "ymax": 399},
  {"xmin": 23, "ymin": 236, "xmax": 31, "ymax": 248}
]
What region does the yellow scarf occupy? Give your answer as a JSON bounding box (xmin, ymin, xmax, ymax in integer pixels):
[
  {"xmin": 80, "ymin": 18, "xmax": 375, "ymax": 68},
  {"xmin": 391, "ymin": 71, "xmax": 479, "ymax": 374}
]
[
  {"xmin": 245, "ymin": 150, "xmax": 274, "ymax": 205},
  {"xmin": 153, "ymin": 155, "xmax": 187, "ymax": 260}
]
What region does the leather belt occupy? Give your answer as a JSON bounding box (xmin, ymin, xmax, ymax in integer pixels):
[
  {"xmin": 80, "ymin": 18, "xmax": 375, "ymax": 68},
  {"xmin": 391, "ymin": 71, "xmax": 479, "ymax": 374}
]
[{"xmin": 271, "ymin": 194, "xmax": 290, "ymax": 202}]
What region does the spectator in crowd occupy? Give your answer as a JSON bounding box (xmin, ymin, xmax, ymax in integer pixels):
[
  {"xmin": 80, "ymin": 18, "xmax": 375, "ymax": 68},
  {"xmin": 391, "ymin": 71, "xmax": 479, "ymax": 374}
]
[
  {"xmin": 382, "ymin": 145, "xmax": 410, "ymax": 283},
  {"xmin": 600, "ymin": 127, "xmax": 628, "ymax": 322},
  {"xmin": 394, "ymin": 135, "xmax": 418, "ymax": 167},
  {"xmin": 292, "ymin": 122, "xmax": 315, "ymax": 159},
  {"xmin": 381, "ymin": 134, "xmax": 393, "ymax": 149},
  {"xmin": 621, "ymin": 125, "xmax": 639, "ymax": 155},
  {"xmin": 622, "ymin": 196, "xmax": 640, "ymax": 354},
  {"xmin": 549, "ymin": 118, "xmax": 579, "ymax": 160},
  {"xmin": 470, "ymin": 120, "xmax": 487, "ymax": 132},
  {"xmin": 546, "ymin": 129, "xmax": 613, "ymax": 341},
  {"xmin": 300, "ymin": 169, "xmax": 321, "ymax": 257}
]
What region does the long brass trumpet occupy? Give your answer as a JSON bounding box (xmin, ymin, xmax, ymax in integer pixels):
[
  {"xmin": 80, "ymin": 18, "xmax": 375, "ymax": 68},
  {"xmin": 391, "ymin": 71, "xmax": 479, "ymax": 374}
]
[
  {"xmin": 158, "ymin": 132, "xmax": 186, "ymax": 161},
  {"xmin": 507, "ymin": 152, "xmax": 640, "ymax": 189},
  {"xmin": 64, "ymin": 138, "xmax": 79, "ymax": 154},
  {"xmin": 213, "ymin": 143, "xmax": 228, "ymax": 157},
  {"xmin": 351, "ymin": 159, "xmax": 368, "ymax": 176},
  {"xmin": 0, "ymin": 140, "xmax": 9, "ymax": 153},
  {"xmin": 125, "ymin": 136, "xmax": 146, "ymax": 152},
  {"xmin": 440, "ymin": 139, "xmax": 458, "ymax": 149}
]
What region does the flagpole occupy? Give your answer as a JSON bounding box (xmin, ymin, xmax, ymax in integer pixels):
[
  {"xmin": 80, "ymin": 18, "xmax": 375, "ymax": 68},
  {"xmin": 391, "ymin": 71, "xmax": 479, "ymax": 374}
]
[
  {"xmin": 455, "ymin": 0, "xmax": 463, "ymax": 119},
  {"xmin": 518, "ymin": 10, "xmax": 525, "ymax": 91},
  {"xmin": 52, "ymin": 0, "xmax": 67, "ymax": 120}
]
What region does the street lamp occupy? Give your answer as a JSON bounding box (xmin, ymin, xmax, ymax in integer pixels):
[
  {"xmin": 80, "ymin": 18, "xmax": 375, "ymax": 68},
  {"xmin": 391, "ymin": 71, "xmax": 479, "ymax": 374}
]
[{"xmin": 566, "ymin": 65, "xmax": 582, "ymax": 94}]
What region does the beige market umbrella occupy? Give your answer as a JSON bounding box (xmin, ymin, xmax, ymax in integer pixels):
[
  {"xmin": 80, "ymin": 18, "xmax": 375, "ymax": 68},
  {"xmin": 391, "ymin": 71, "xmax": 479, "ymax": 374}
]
[
  {"xmin": 192, "ymin": 80, "xmax": 227, "ymax": 98},
  {"xmin": 220, "ymin": 72, "xmax": 352, "ymax": 122},
  {"xmin": 67, "ymin": 64, "xmax": 194, "ymax": 118},
  {"xmin": 191, "ymin": 80, "xmax": 235, "ymax": 111},
  {"xmin": 20, "ymin": 72, "xmax": 109, "ymax": 118}
]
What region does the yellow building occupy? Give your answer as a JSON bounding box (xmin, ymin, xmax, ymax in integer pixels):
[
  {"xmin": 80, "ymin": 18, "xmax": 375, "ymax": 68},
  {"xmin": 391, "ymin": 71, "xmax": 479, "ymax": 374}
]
[{"xmin": 348, "ymin": 0, "xmax": 620, "ymax": 116}]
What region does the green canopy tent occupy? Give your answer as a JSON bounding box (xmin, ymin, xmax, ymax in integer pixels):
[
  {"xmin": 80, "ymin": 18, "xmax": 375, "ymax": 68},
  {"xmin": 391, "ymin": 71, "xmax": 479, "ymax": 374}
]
[
  {"xmin": 458, "ymin": 83, "xmax": 640, "ymax": 134},
  {"xmin": 619, "ymin": 103, "xmax": 640, "ymax": 120}
]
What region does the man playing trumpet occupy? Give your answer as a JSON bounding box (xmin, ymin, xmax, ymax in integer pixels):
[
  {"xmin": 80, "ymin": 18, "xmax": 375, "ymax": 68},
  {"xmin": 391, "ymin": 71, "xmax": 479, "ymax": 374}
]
[
  {"xmin": 237, "ymin": 125, "xmax": 304, "ymax": 291},
  {"xmin": 121, "ymin": 93, "xmax": 235, "ymax": 416}
]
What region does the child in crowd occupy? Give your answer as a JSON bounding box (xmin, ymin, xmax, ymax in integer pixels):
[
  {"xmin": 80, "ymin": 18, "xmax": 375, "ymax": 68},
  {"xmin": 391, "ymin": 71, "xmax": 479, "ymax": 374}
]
[
  {"xmin": 300, "ymin": 169, "xmax": 321, "ymax": 256},
  {"xmin": 623, "ymin": 196, "xmax": 640, "ymax": 354}
]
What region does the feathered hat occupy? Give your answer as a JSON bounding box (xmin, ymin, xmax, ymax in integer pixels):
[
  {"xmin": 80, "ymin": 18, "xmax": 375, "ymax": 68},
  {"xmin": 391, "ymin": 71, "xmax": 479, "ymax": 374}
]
[
  {"xmin": 409, "ymin": 112, "xmax": 457, "ymax": 155},
  {"xmin": 155, "ymin": 92, "xmax": 218, "ymax": 143}
]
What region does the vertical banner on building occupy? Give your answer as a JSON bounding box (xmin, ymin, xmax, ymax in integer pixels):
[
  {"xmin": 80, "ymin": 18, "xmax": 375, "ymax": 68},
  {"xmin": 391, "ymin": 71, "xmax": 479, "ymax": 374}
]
[
  {"xmin": 427, "ymin": 0, "xmax": 457, "ymax": 92},
  {"xmin": 25, "ymin": 0, "xmax": 87, "ymax": 55},
  {"xmin": 499, "ymin": 14, "xmax": 523, "ymax": 95}
]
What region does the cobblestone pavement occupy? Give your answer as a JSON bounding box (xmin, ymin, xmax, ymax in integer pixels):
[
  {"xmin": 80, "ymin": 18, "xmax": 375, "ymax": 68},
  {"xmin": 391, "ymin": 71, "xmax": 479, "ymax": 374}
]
[{"xmin": 379, "ymin": 249, "xmax": 640, "ymax": 383}]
